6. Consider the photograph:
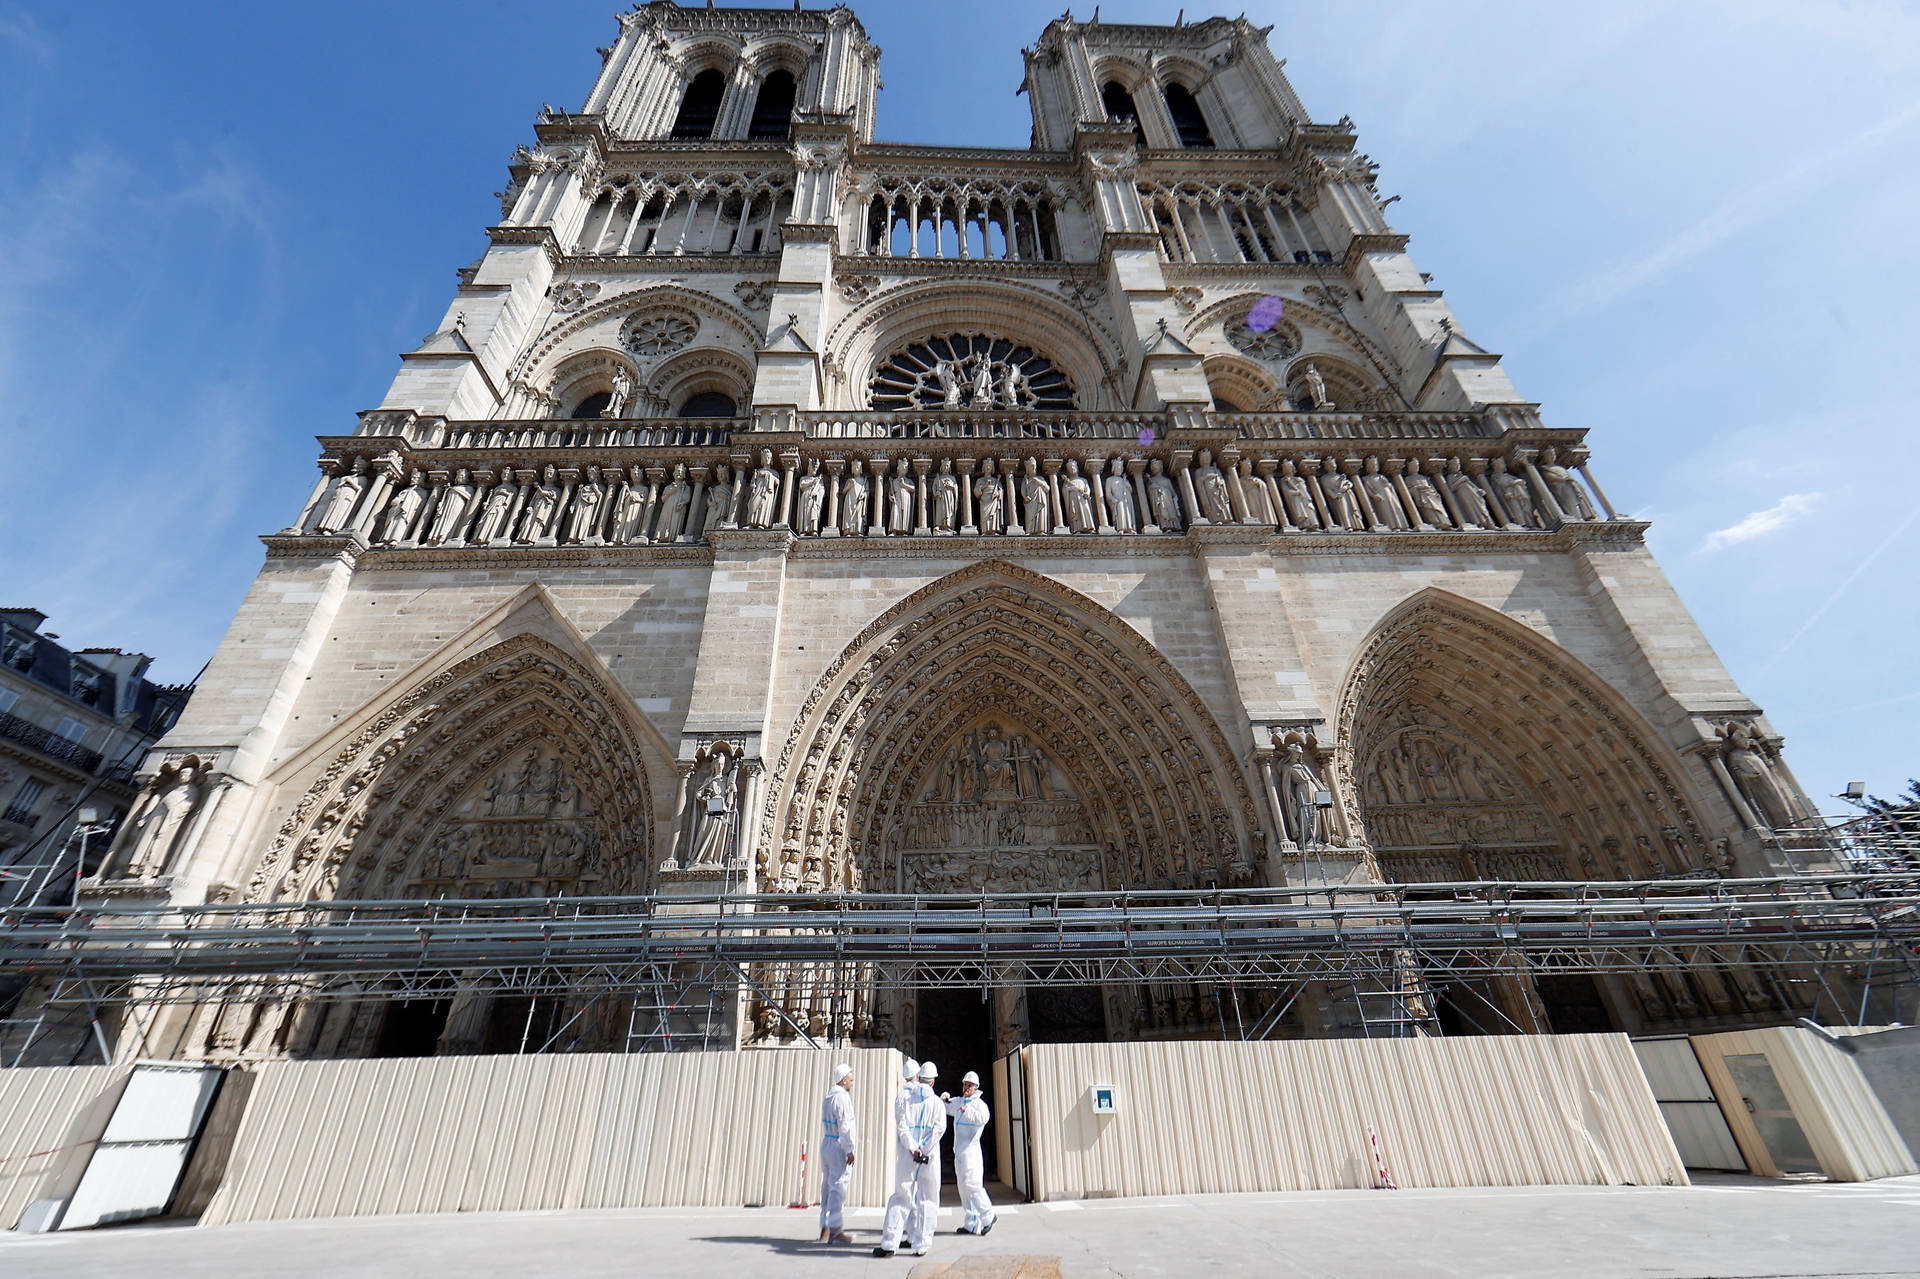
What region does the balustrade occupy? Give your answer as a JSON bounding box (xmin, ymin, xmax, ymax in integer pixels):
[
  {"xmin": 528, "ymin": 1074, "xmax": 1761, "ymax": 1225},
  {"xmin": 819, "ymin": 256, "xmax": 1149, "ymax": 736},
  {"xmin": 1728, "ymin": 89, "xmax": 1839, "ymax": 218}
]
[
  {"xmin": 288, "ymin": 410, "xmax": 1625, "ymax": 553},
  {"xmin": 574, "ymin": 176, "xmax": 793, "ymax": 258},
  {"xmin": 854, "ymin": 175, "xmax": 1063, "ymax": 262}
]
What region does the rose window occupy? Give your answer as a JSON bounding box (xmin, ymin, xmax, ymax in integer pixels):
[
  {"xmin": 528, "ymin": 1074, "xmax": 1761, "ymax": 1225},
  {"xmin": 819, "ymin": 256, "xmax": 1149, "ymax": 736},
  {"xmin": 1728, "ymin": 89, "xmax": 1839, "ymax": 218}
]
[
  {"xmin": 620, "ymin": 309, "xmax": 698, "ymax": 357},
  {"xmin": 869, "ymin": 333, "xmax": 1075, "ymax": 411},
  {"xmin": 1226, "ymin": 314, "xmax": 1300, "ymax": 363}
]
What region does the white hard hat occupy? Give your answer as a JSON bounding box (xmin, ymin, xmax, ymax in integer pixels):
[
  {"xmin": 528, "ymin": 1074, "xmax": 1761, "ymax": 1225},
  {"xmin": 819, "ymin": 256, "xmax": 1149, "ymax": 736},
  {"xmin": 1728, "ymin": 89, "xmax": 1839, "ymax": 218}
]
[
  {"xmin": 903, "ymin": 1059, "xmax": 921, "ymax": 1081},
  {"xmin": 919, "ymin": 1060, "xmax": 938, "ymax": 1081},
  {"xmin": 833, "ymin": 1063, "xmax": 853, "ymax": 1084},
  {"xmin": 962, "ymin": 1070, "xmax": 980, "ymax": 1086}
]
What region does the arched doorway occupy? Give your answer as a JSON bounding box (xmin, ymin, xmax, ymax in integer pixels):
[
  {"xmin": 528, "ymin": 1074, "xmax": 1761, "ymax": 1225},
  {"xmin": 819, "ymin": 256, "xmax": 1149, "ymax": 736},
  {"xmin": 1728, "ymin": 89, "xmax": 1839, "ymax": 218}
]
[
  {"xmin": 200, "ymin": 632, "xmax": 663, "ymax": 1061},
  {"xmin": 751, "ymin": 562, "xmax": 1267, "ymax": 1053},
  {"xmin": 1336, "ymin": 590, "xmax": 1780, "ymax": 1033}
]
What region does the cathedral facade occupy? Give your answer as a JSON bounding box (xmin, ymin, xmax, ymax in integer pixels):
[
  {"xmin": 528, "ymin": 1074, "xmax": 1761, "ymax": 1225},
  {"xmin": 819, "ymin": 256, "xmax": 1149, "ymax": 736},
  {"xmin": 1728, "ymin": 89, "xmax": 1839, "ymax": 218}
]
[{"xmin": 95, "ymin": 5, "xmax": 1819, "ymax": 1061}]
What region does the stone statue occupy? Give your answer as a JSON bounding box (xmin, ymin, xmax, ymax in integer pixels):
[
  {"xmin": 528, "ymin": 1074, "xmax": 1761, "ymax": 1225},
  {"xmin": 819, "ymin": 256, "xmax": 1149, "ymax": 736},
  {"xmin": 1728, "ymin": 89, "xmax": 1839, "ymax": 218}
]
[
  {"xmin": 605, "ymin": 366, "xmax": 634, "ymax": 419},
  {"xmin": 1404, "ymin": 459, "xmax": 1451, "ymax": 529},
  {"xmin": 1193, "ymin": 449, "xmax": 1233, "ymax": 524},
  {"xmin": 1146, "ymin": 458, "xmax": 1182, "ymax": 531},
  {"xmin": 567, "ymin": 465, "xmax": 607, "ymax": 543},
  {"xmin": 703, "ymin": 463, "xmax": 733, "ymax": 535},
  {"xmin": 1001, "ymin": 361, "xmax": 1023, "ymax": 409},
  {"xmin": 1318, "ymin": 463, "xmax": 1362, "ymax": 530},
  {"xmin": 1360, "ymin": 456, "xmax": 1408, "ymax": 529},
  {"xmin": 936, "ymin": 360, "xmax": 962, "ymax": 410},
  {"xmin": 379, "ymin": 470, "xmax": 429, "ymax": 543},
  {"xmin": 1274, "ymin": 733, "xmax": 1327, "ymax": 848},
  {"xmin": 1489, "ymin": 457, "xmax": 1539, "ymax": 528},
  {"xmin": 1302, "ymin": 361, "xmax": 1331, "ymax": 410},
  {"xmin": 1445, "ymin": 457, "xmax": 1492, "ymax": 528},
  {"xmin": 839, "ymin": 459, "xmax": 869, "ymax": 536},
  {"xmin": 652, "ymin": 463, "xmax": 692, "ymax": 542},
  {"xmin": 1239, "ymin": 458, "xmax": 1272, "ymax": 524},
  {"xmin": 474, "ymin": 471, "xmax": 519, "ymax": 544},
  {"xmin": 1721, "ymin": 722, "xmax": 1799, "ymax": 832},
  {"xmin": 1060, "ymin": 458, "xmax": 1095, "ymax": 532},
  {"xmin": 971, "ymin": 359, "xmax": 994, "ymax": 409},
  {"xmin": 519, "ymin": 464, "xmax": 563, "ymax": 542},
  {"xmin": 1018, "ymin": 458, "xmax": 1050, "ymax": 533},
  {"xmin": 979, "ymin": 727, "xmax": 1017, "ymax": 800},
  {"xmin": 610, "ymin": 465, "xmax": 650, "ymax": 543},
  {"xmin": 745, "ymin": 449, "xmax": 781, "ymax": 528},
  {"xmin": 886, "ymin": 469, "xmax": 914, "ymax": 533},
  {"xmin": 1538, "ymin": 446, "xmax": 1597, "ymax": 520},
  {"xmin": 1028, "ymin": 747, "xmax": 1055, "ymax": 800},
  {"xmin": 929, "ymin": 458, "xmax": 960, "ymax": 533},
  {"xmin": 794, "ymin": 458, "xmax": 825, "ymax": 534},
  {"xmin": 973, "ymin": 466, "xmax": 1004, "ymax": 534},
  {"xmin": 428, "ymin": 468, "xmax": 478, "ymax": 544},
  {"xmin": 1279, "ymin": 460, "xmax": 1320, "ymax": 530},
  {"xmin": 314, "ymin": 457, "xmax": 368, "ymax": 534},
  {"xmin": 689, "ymin": 747, "xmax": 738, "ymax": 868},
  {"xmin": 122, "ymin": 758, "xmax": 207, "ymax": 879},
  {"xmin": 1104, "ymin": 457, "xmax": 1137, "ymax": 533}
]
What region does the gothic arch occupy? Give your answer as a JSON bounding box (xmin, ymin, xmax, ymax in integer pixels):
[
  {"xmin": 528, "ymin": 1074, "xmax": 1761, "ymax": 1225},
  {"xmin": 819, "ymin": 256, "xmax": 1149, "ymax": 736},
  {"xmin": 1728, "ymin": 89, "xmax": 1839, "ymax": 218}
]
[
  {"xmin": 547, "ymin": 347, "xmax": 639, "ymax": 418},
  {"xmin": 514, "ymin": 283, "xmax": 764, "ymax": 394},
  {"xmin": 1334, "ymin": 589, "xmax": 1715, "ymax": 881},
  {"xmin": 1190, "ymin": 291, "xmax": 1399, "ymax": 379},
  {"xmin": 824, "ymin": 279, "xmax": 1124, "ymax": 411},
  {"xmin": 758, "ymin": 561, "xmax": 1266, "ymax": 894},
  {"xmin": 1201, "ymin": 353, "xmax": 1281, "ymax": 411},
  {"xmin": 248, "ymin": 628, "xmax": 666, "ymax": 903}
]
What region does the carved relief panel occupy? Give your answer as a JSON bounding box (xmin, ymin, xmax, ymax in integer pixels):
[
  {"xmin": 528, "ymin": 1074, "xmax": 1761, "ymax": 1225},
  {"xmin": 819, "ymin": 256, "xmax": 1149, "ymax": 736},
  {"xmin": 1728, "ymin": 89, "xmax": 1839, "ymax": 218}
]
[{"xmin": 409, "ymin": 743, "xmax": 606, "ymax": 898}]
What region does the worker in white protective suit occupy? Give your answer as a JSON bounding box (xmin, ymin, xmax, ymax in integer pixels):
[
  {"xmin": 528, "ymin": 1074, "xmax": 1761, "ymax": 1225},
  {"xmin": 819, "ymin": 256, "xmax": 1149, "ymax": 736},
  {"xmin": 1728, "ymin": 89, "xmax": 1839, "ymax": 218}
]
[
  {"xmin": 874, "ymin": 1058, "xmax": 945, "ymax": 1257},
  {"xmin": 817, "ymin": 1063, "xmax": 857, "ymax": 1245},
  {"xmin": 942, "ymin": 1070, "xmax": 995, "ymax": 1235}
]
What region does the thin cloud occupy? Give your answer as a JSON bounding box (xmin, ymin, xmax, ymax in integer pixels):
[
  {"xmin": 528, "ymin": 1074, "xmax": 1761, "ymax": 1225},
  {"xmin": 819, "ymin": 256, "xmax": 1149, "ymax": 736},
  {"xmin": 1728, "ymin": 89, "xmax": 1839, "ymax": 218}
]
[
  {"xmin": 1763, "ymin": 504, "xmax": 1920, "ymax": 670},
  {"xmin": 1531, "ymin": 94, "xmax": 1920, "ymax": 331},
  {"xmin": 0, "ymin": 9, "xmax": 54, "ymax": 62},
  {"xmin": 1697, "ymin": 492, "xmax": 1820, "ymax": 554}
]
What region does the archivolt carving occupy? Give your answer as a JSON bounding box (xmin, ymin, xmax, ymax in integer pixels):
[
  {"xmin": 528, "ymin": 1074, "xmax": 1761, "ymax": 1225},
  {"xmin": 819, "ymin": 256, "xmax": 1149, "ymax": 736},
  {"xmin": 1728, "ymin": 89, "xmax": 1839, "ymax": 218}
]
[
  {"xmin": 758, "ymin": 561, "xmax": 1264, "ymax": 895},
  {"xmin": 247, "ymin": 635, "xmax": 655, "ymax": 902},
  {"xmin": 512, "ymin": 283, "xmax": 764, "ymax": 394},
  {"xmin": 1189, "ymin": 291, "xmax": 1399, "ymax": 380},
  {"xmin": 1335, "ymin": 590, "xmax": 1712, "ymax": 878}
]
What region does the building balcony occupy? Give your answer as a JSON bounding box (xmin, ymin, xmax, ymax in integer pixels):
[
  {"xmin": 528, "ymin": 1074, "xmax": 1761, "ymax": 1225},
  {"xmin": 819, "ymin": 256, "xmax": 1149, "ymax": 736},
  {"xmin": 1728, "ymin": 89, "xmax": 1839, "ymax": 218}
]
[{"xmin": 0, "ymin": 711, "xmax": 105, "ymax": 774}]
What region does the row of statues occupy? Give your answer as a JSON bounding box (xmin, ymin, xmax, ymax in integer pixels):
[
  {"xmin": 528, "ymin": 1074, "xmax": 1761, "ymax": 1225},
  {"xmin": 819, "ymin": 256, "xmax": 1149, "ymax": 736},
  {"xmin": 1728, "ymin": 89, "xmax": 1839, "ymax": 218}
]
[{"xmin": 297, "ymin": 443, "xmax": 1609, "ymax": 547}]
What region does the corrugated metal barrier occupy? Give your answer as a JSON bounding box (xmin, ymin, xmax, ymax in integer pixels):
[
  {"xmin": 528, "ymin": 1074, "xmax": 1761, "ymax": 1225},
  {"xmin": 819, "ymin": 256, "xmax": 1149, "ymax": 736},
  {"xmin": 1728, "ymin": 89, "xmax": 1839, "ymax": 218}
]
[
  {"xmin": 1016, "ymin": 1034, "xmax": 1688, "ymax": 1199},
  {"xmin": 201, "ymin": 1048, "xmax": 904, "ymax": 1225},
  {"xmin": 1630, "ymin": 1037, "xmax": 1746, "ymax": 1171},
  {"xmin": 0, "ymin": 1065, "xmax": 130, "ymax": 1229}
]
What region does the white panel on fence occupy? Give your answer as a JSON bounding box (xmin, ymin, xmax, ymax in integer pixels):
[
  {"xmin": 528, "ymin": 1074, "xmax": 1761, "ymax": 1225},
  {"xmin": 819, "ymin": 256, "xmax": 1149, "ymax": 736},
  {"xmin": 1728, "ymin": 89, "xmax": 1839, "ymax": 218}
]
[
  {"xmin": 0, "ymin": 1065, "xmax": 128, "ymax": 1230},
  {"xmin": 59, "ymin": 1062, "xmax": 223, "ymax": 1230}
]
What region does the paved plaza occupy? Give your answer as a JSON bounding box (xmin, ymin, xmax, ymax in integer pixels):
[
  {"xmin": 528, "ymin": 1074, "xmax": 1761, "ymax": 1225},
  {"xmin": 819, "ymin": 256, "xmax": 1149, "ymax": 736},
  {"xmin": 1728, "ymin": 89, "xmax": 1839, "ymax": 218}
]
[{"xmin": 5, "ymin": 1177, "xmax": 1918, "ymax": 1278}]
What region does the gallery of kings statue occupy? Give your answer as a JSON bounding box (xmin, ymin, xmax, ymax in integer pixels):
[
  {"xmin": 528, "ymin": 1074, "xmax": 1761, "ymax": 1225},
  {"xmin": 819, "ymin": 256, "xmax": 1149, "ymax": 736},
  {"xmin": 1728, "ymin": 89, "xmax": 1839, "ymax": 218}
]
[{"xmin": 69, "ymin": 5, "xmax": 1834, "ymax": 1068}]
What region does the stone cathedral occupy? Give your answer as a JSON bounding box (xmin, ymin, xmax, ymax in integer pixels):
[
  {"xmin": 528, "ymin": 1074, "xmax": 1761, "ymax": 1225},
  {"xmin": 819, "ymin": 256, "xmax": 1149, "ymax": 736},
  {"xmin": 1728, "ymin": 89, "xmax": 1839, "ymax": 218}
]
[{"xmin": 95, "ymin": 4, "xmax": 1821, "ymax": 1063}]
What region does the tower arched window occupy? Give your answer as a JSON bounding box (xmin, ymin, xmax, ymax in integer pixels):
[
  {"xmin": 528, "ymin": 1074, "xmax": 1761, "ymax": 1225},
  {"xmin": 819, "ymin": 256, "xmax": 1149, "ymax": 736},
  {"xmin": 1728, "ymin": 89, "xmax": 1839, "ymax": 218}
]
[
  {"xmin": 1101, "ymin": 81, "xmax": 1145, "ymax": 144},
  {"xmin": 671, "ymin": 69, "xmax": 727, "ymax": 139},
  {"xmin": 1163, "ymin": 83, "xmax": 1215, "ymax": 149},
  {"xmin": 747, "ymin": 70, "xmax": 797, "ymax": 140}
]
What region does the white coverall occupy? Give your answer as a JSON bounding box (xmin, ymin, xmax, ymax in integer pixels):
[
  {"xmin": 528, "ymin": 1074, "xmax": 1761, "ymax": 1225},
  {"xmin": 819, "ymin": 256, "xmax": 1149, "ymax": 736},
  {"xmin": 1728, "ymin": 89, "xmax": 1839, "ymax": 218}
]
[
  {"xmin": 879, "ymin": 1080, "xmax": 946, "ymax": 1252},
  {"xmin": 818, "ymin": 1083, "xmax": 857, "ymax": 1234},
  {"xmin": 946, "ymin": 1093, "xmax": 995, "ymax": 1232}
]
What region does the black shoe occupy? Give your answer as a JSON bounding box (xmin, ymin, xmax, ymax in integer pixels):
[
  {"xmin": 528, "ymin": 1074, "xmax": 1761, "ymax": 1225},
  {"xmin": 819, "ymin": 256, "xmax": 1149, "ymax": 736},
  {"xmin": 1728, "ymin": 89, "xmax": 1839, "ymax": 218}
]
[
  {"xmin": 872, "ymin": 1246, "xmax": 895, "ymax": 1258},
  {"xmin": 956, "ymin": 1225, "xmax": 976, "ymax": 1235},
  {"xmin": 979, "ymin": 1218, "xmax": 995, "ymax": 1236}
]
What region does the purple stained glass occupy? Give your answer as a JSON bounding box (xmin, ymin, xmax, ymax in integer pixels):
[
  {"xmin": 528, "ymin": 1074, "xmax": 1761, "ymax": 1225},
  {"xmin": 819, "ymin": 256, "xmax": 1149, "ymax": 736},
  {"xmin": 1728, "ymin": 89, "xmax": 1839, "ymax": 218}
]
[{"xmin": 1246, "ymin": 295, "xmax": 1285, "ymax": 332}]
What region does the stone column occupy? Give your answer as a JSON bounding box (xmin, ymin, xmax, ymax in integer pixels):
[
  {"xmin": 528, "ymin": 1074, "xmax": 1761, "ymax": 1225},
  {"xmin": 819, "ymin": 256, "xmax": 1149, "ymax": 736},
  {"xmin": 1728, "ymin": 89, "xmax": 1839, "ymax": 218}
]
[
  {"xmin": 1385, "ymin": 458, "xmax": 1422, "ymax": 529},
  {"xmin": 640, "ymin": 467, "xmax": 666, "ymax": 542},
  {"xmin": 822, "ymin": 457, "xmax": 844, "ymax": 538},
  {"xmin": 1087, "ymin": 455, "xmax": 1113, "ymax": 531},
  {"xmin": 1041, "ymin": 458, "xmax": 1068, "ymax": 534},
  {"xmin": 1427, "ymin": 458, "xmax": 1467, "ymax": 529},
  {"xmin": 1571, "ymin": 449, "xmax": 1621, "ymax": 520},
  {"xmin": 1258, "ymin": 753, "xmax": 1291, "ymax": 848},
  {"xmin": 775, "ymin": 449, "xmax": 799, "ymax": 530},
  {"xmin": 1300, "ymin": 459, "xmax": 1335, "ymax": 530},
  {"xmin": 867, "ymin": 457, "xmax": 888, "ymax": 536},
  {"xmin": 347, "ymin": 460, "xmax": 400, "ymax": 538},
  {"xmin": 1128, "ymin": 458, "xmax": 1155, "ymax": 534},
  {"xmin": 1173, "ymin": 450, "xmax": 1205, "ymax": 526},
  {"xmin": 1516, "ymin": 449, "xmax": 1568, "ymax": 523},
  {"xmin": 1001, "ymin": 459, "xmax": 1025, "ymax": 536},
  {"xmin": 911, "ymin": 457, "xmax": 932, "ymax": 536},
  {"xmin": 726, "ymin": 452, "xmax": 752, "ymax": 527},
  {"xmin": 285, "ymin": 465, "xmax": 335, "ymax": 535},
  {"xmin": 1256, "ymin": 458, "xmax": 1288, "ymax": 530},
  {"xmin": 685, "ymin": 467, "xmax": 709, "ymax": 544},
  {"xmin": 1466, "ymin": 458, "xmax": 1508, "ymax": 527},
  {"xmin": 1220, "ymin": 448, "xmax": 1252, "ymax": 522},
  {"xmin": 1342, "ymin": 458, "xmax": 1379, "ymax": 530},
  {"xmin": 957, "ymin": 458, "xmax": 977, "ymax": 534}
]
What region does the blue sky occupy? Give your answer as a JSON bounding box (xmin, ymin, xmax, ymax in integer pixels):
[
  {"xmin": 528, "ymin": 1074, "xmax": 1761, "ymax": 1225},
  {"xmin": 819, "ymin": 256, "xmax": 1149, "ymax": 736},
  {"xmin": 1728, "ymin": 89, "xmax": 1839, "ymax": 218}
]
[{"xmin": 1, "ymin": 2, "xmax": 1915, "ymax": 809}]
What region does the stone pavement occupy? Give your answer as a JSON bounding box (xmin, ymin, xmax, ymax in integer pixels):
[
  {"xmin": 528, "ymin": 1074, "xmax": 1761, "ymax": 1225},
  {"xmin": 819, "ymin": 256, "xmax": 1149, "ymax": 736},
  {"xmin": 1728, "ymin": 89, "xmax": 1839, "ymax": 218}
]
[{"xmin": 4, "ymin": 1176, "xmax": 1918, "ymax": 1278}]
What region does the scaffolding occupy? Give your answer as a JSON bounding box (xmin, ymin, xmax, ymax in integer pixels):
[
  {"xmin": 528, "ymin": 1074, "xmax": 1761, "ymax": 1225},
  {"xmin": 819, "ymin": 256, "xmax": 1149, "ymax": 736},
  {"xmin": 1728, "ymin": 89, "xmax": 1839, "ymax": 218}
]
[{"xmin": 2, "ymin": 866, "xmax": 1915, "ymax": 1064}]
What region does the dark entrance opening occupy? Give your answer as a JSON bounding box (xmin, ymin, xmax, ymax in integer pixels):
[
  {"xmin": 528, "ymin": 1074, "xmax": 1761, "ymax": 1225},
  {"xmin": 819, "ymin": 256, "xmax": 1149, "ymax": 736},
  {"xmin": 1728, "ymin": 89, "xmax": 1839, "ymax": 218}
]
[
  {"xmin": 374, "ymin": 995, "xmax": 451, "ymax": 1057},
  {"xmin": 914, "ymin": 981, "xmax": 996, "ymax": 1182},
  {"xmin": 1028, "ymin": 985, "xmax": 1106, "ymax": 1043},
  {"xmin": 484, "ymin": 996, "xmax": 570, "ymax": 1053},
  {"xmin": 1536, "ymin": 974, "xmax": 1617, "ymax": 1035}
]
